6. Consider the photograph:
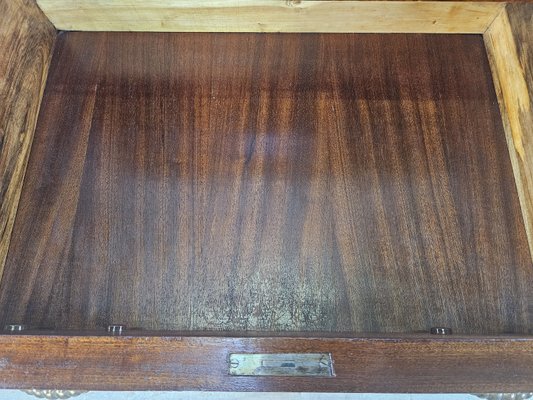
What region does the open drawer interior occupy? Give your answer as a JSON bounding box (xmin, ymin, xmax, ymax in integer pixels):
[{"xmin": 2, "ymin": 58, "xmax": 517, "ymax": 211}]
[{"xmin": 1, "ymin": 30, "xmax": 531, "ymax": 336}]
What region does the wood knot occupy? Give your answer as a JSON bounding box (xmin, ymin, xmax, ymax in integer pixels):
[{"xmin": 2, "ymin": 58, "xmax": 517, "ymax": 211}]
[{"xmin": 286, "ymin": 0, "xmax": 302, "ymax": 7}]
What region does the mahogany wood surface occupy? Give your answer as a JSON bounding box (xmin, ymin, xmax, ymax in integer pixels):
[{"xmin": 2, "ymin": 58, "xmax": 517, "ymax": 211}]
[
  {"xmin": 0, "ymin": 334, "xmax": 532, "ymax": 392},
  {"xmin": 1, "ymin": 32, "xmax": 531, "ymax": 334}
]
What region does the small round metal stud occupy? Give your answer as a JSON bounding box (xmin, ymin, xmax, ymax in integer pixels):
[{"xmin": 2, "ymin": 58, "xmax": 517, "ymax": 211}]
[
  {"xmin": 107, "ymin": 324, "xmax": 126, "ymax": 335},
  {"xmin": 4, "ymin": 324, "xmax": 26, "ymax": 332},
  {"xmin": 430, "ymin": 327, "xmax": 452, "ymax": 335}
]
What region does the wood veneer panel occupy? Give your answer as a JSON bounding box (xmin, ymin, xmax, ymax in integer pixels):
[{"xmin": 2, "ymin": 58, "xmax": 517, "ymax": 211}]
[
  {"xmin": 35, "ymin": 1, "xmax": 503, "ymax": 33},
  {"xmin": 1, "ymin": 32, "xmax": 531, "ymax": 334},
  {"xmin": 0, "ymin": 334, "xmax": 532, "ymax": 391},
  {"xmin": 0, "ymin": 0, "xmax": 56, "ymax": 281}
]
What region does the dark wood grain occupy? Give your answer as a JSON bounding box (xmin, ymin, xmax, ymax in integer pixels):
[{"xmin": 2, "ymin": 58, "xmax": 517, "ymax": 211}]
[
  {"xmin": 1, "ymin": 32, "xmax": 531, "ymax": 334},
  {"xmin": 0, "ymin": 0, "xmax": 56, "ymax": 280},
  {"xmin": 0, "ymin": 334, "xmax": 533, "ymax": 392}
]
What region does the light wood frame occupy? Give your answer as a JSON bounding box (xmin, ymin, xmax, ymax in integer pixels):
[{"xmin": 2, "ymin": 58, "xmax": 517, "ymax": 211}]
[{"xmin": 0, "ymin": 0, "xmax": 532, "ymax": 393}]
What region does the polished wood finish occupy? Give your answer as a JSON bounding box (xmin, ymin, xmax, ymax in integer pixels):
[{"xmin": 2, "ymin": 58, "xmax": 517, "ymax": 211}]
[
  {"xmin": 0, "ymin": 334, "xmax": 532, "ymax": 392},
  {"xmin": 485, "ymin": 3, "xmax": 533, "ymax": 258},
  {"xmin": 1, "ymin": 32, "xmax": 531, "ymax": 334},
  {"xmin": 35, "ymin": 0, "xmax": 504, "ymax": 33},
  {"xmin": 0, "ymin": 0, "xmax": 56, "ymax": 280}
]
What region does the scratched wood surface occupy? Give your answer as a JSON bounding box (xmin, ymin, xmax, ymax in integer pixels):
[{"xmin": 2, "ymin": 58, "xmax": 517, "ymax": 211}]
[
  {"xmin": 0, "ymin": 0, "xmax": 56, "ymax": 283},
  {"xmin": 0, "ymin": 32, "xmax": 531, "ymax": 334}
]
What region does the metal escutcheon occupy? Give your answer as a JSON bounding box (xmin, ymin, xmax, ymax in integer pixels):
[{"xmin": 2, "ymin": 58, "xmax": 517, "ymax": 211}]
[{"xmin": 229, "ymin": 353, "xmax": 334, "ymax": 377}]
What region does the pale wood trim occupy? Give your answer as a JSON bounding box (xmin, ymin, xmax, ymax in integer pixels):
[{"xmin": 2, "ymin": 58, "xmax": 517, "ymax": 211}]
[
  {"xmin": 0, "ymin": 1, "xmax": 56, "ymax": 279},
  {"xmin": 36, "ymin": 0, "xmax": 503, "ymax": 33},
  {"xmin": 484, "ymin": 3, "xmax": 533, "ymax": 259}
]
